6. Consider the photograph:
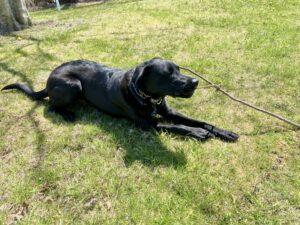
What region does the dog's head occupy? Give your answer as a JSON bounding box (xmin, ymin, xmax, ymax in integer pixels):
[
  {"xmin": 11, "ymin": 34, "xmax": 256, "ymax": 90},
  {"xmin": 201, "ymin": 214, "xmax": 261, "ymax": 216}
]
[{"xmin": 135, "ymin": 58, "xmax": 199, "ymax": 99}]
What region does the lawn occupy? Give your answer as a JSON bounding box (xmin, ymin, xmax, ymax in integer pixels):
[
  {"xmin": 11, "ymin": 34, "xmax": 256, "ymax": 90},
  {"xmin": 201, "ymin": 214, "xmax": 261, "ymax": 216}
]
[{"xmin": 0, "ymin": 0, "xmax": 299, "ymax": 224}]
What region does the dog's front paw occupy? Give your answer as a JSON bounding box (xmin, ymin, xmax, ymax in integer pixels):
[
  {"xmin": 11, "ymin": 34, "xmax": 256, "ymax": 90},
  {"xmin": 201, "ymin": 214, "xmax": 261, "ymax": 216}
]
[{"xmin": 213, "ymin": 128, "xmax": 239, "ymax": 142}]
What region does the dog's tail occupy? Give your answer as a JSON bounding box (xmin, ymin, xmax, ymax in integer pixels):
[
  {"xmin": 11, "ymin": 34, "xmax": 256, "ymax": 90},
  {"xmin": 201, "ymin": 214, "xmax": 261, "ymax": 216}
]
[{"xmin": 1, "ymin": 83, "xmax": 48, "ymax": 100}]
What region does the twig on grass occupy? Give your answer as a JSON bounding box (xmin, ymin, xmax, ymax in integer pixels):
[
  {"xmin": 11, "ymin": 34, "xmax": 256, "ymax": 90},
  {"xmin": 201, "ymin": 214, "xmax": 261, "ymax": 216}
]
[{"xmin": 180, "ymin": 66, "xmax": 300, "ymax": 129}]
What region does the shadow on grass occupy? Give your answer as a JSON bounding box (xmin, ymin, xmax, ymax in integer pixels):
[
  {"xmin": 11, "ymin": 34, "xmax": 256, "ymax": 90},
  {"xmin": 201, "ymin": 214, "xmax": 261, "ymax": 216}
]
[
  {"xmin": 0, "ymin": 62, "xmax": 34, "ymax": 89},
  {"xmin": 0, "ymin": 100, "xmax": 47, "ymax": 169},
  {"xmin": 12, "ymin": 35, "xmax": 60, "ymax": 62},
  {"xmin": 26, "ymin": 102, "xmax": 47, "ymax": 169},
  {"xmin": 1, "ymin": 34, "xmax": 60, "ymax": 171},
  {"xmin": 43, "ymin": 102, "xmax": 187, "ymax": 168},
  {"xmin": 0, "ymin": 34, "xmax": 60, "ymax": 89}
]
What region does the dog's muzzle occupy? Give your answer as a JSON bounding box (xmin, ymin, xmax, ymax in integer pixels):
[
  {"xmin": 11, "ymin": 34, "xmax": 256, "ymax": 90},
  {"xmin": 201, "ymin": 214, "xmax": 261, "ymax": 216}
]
[{"xmin": 179, "ymin": 78, "xmax": 199, "ymax": 98}]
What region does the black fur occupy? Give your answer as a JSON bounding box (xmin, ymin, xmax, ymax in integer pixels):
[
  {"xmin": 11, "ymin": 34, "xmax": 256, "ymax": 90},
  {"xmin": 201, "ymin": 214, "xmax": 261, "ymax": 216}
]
[{"xmin": 2, "ymin": 58, "xmax": 239, "ymax": 142}]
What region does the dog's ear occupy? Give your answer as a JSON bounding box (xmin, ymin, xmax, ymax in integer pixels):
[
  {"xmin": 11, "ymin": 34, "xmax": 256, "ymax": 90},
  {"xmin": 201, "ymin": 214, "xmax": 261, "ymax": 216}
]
[
  {"xmin": 135, "ymin": 63, "xmax": 153, "ymax": 85},
  {"xmin": 134, "ymin": 57, "xmax": 161, "ymax": 83}
]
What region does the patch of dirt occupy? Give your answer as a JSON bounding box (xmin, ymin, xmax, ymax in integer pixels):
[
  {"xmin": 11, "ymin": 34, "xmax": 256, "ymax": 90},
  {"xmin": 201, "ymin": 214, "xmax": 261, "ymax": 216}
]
[
  {"xmin": 28, "ymin": 181, "xmax": 57, "ymax": 206},
  {"xmin": 84, "ymin": 197, "xmax": 98, "ymax": 210},
  {"xmin": 7, "ymin": 202, "xmax": 29, "ymax": 225}
]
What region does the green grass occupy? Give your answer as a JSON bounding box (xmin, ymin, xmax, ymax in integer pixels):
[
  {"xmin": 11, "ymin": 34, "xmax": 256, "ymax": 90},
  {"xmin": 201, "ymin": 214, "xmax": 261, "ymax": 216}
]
[{"xmin": 0, "ymin": 0, "xmax": 299, "ymax": 224}]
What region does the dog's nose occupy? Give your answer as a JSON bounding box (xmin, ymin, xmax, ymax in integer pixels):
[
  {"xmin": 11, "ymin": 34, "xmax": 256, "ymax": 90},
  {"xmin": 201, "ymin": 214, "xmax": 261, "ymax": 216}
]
[{"xmin": 190, "ymin": 78, "xmax": 199, "ymax": 87}]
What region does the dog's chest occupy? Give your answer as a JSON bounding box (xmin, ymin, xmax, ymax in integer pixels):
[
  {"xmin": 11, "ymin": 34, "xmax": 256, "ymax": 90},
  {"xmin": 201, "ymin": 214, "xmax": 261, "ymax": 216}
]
[{"xmin": 134, "ymin": 101, "xmax": 159, "ymax": 120}]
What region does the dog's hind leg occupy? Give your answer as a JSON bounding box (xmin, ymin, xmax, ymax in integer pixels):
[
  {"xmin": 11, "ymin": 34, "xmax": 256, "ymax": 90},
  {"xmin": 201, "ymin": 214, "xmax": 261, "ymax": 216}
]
[
  {"xmin": 49, "ymin": 105, "xmax": 76, "ymax": 122},
  {"xmin": 47, "ymin": 77, "xmax": 82, "ymax": 122}
]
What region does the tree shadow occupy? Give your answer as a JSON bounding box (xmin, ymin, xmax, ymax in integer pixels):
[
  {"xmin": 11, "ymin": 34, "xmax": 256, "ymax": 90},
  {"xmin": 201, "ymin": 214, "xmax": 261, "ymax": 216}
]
[
  {"xmin": 26, "ymin": 102, "xmax": 47, "ymax": 169},
  {"xmin": 1, "ymin": 34, "xmax": 61, "ymax": 88},
  {"xmin": 11, "ymin": 34, "xmax": 60, "ymax": 62},
  {"xmin": 0, "ymin": 62, "xmax": 34, "ymax": 89},
  {"xmin": 43, "ymin": 102, "xmax": 187, "ymax": 168},
  {"xmin": 1, "ymin": 34, "xmax": 59, "ymax": 170},
  {"xmin": 1, "ymin": 100, "xmax": 47, "ymax": 168}
]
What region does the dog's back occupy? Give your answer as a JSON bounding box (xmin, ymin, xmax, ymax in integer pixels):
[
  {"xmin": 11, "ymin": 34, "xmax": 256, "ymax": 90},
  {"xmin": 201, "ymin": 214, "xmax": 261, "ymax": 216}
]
[{"xmin": 47, "ymin": 60, "xmax": 132, "ymax": 117}]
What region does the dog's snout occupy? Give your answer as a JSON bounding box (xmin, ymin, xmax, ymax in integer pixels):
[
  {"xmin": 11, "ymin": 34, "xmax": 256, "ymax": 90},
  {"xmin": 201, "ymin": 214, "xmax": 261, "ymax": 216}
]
[
  {"xmin": 190, "ymin": 78, "xmax": 199, "ymax": 86},
  {"xmin": 186, "ymin": 78, "xmax": 199, "ymax": 89}
]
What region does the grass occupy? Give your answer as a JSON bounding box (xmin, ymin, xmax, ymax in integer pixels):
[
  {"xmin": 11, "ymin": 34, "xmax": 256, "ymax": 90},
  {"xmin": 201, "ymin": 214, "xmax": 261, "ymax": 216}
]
[{"xmin": 0, "ymin": 0, "xmax": 299, "ymax": 224}]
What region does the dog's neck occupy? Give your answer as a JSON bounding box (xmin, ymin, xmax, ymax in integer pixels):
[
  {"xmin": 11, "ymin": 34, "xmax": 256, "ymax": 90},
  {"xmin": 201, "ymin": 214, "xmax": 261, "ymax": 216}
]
[{"xmin": 129, "ymin": 69, "xmax": 163, "ymax": 106}]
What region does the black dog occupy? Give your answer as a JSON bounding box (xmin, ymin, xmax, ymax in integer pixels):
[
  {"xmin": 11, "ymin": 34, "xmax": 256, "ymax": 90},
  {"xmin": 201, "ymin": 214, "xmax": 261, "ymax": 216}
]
[{"xmin": 2, "ymin": 58, "xmax": 238, "ymax": 141}]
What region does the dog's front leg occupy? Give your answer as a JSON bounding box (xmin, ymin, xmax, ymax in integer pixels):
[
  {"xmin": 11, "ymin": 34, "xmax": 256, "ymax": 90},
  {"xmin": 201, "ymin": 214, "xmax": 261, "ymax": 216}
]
[
  {"xmin": 133, "ymin": 118, "xmax": 213, "ymax": 141},
  {"xmin": 157, "ymin": 100, "xmax": 239, "ymax": 142},
  {"xmin": 155, "ymin": 124, "xmax": 214, "ymax": 141}
]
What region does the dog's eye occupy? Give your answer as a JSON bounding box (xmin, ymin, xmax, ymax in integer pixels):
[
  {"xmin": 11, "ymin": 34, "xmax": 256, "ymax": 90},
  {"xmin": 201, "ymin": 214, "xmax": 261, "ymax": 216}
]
[
  {"xmin": 170, "ymin": 66, "xmax": 179, "ymax": 73},
  {"xmin": 167, "ymin": 67, "xmax": 174, "ymax": 75}
]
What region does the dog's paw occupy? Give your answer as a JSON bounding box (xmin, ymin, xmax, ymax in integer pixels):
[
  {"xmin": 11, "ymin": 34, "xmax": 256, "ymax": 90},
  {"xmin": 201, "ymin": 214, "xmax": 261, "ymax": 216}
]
[{"xmin": 213, "ymin": 128, "xmax": 239, "ymax": 142}]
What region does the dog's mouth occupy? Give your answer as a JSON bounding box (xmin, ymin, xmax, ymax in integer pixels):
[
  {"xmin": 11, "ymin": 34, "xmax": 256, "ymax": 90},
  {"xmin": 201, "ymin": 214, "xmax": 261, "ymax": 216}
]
[
  {"xmin": 180, "ymin": 88, "xmax": 196, "ymax": 98},
  {"xmin": 181, "ymin": 89, "xmax": 196, "ymax": 98},
  {"xmin": 167, "ymin": 78, "xmax": 199, "ymax": 98},
  {"xmin": 175, "ymin": 79, "xmax": 198, "ymax": 98},
  {"xmin": 172, "ymin": 87, "xmax": 196, "ymax": 98}
]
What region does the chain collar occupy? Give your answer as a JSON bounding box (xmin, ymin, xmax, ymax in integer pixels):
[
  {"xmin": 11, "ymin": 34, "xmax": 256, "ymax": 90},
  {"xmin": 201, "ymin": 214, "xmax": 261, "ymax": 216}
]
[
  {"xmin": 134, "ymin": 84, "xmax": 163, "ymax": 105},
  {"xmin": 129, "ymin": 69, "xmax": 163, "ymax": 105}
]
